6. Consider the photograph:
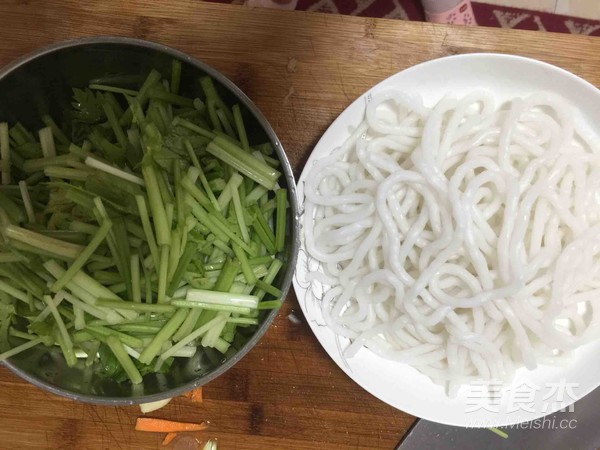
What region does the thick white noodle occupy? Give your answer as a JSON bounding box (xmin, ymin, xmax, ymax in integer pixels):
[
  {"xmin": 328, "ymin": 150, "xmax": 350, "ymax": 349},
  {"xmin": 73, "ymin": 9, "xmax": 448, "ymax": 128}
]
[{"xmin": 304, "ymin": 90, "xmax": 600, "ymax": 394}]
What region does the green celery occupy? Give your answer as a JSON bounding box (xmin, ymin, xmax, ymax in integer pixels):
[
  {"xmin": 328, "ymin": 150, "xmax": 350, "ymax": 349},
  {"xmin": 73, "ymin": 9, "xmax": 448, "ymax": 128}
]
[
  {"xmin": 171, "ymin": 60, "xmax": 182, "ymax": 95},
  {"xmin": 101, "ymin": 97, "xmax": 129, "ymax": 150},
  {"xmin": 206, "ymin": 137, "xmax": 280, "ymax": 190},
  {"xmin": 167, "ymin": 242, "xmax": 196, "ymax": 297},
  {"xmin": 217, "ymin": 172, "xmax": 243, "ymax": 211},
  {"xmin": 87, "ymin": 325, "xmax": 144, "ymax": 348},
  {"xmin": 89, "ymin": 84, "xmax": 138, "ymax": 96},
  {"xmin": 96, "ymin": 299, "xmax": 175, "ymax": 314},
  {"xmin": 5, "ymin": 225, "xmax": 84, "ymax": 260},
  {"xmin": 141, "ymin": 162, "xmax": 171, "ymax": 246},
  {"xmin": 157, "ymin": 245, "xmax": 169, "ymax": 304},
  {"xmin": 173, "ymin": 117, "xmax": 215, "ymax": 140},
  {"xmin": 171, "ymin": 300, "xmax": 250, "ymax": 314},
  {"xmin": 0, "ymin": 337, "xmax": 44, "ymax": 361},
  {"xmin": 131, "ymin": 253, "xmax": 141, "ymax": 303},
  {"xmin": 105, "ymin": 335, "xmax": 143, "ymax": 384},
  {"xmin": 275, "ymin": 188, "xmax": 287, "ymax": 252},
  {"xmin": 255, "ymin": 258, "xmax": 283, "ymax": 300},
  {"xmin": 138, "ymin": 308, "xmax": 188, "ymax": 364},
  {"xmin": 232, "ymin": 243, "xmax": 256, "ymax": 284},
  {"xmin": 257, "ymin": 300, "xmax": 282, "ymax": 310},
  {"xmin": 147, "ymin": 88, "xmax": 194, "ymax": 107},
  {"xmin": 185, "ymin": 144, "xmax": 220, "ymax": 211},
  {"xmin": 51, "ymin": 219, "xmax": 112, "ymax": 292},
  {"xmin": 232, "ymin": 104, "xmax": 249, "ymax": 151},
  {"xmin": 158, "ymin": 315, "xmax": 225, "ymax": 363},
  {"xmin": 171, "ymin": 308, "xmax": 203, "ymax": 342},
  {"xmin": 213, "ymin": 259, "xmax": 239, "ymax": 292},
  {"xmin": 135, "ymin": 195, "xmax": 160, "ymax": 270}
]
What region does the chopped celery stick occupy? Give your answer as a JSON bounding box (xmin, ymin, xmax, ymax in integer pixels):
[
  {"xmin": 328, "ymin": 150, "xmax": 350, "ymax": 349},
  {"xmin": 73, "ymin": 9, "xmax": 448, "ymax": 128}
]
[
  {"xmin": 41, "ymin": 115, "xmax": 69, "ymax": 145},
  {"xmin": 108, "ymin": 282, "xmax": 127, "ymax": 294},
  {"xmin": 147, "ymin": 88, "xmax": 194, "ymax": 107},
  {"xmin": 131, "ymin": 253, "xmax": 141, "ymax": 303},
  {"xmin": 167, "ymin": 242, "xmax": 196, "ymax": 297},
  {"xmin": 89, "ymin": 84, "xmax": 138, "ymax": 96},
  {"xmin": 89, "ymin": 83, "xmax": 138, "ymax": 97},
  {"xmin": 173, "ymin": 300, "xmax": 252, "ymax": 315},
  {"xmin": 217, "ymin": 173, "xmax": 243, "ymax": 211},
  {"xmin": 213, "ymin": 259, "xmax": 239, "ymax": 292},
  {"xmin": 232, "ymin": 105, "xmax": 249, "ymax": 151},
  {"xmin": 231, "ymin": 180, "xmax": 250, "ymax": 242},
  {"xmin": 255, "ymin": 279, "xmax": 282, "ymax": 298},
  {"xmin": 87, "ymin": 326, "xmax": 144, "ymax": 348},
  {"xmin": 172, "ymin": 308, "xmax": 203, "ymax": 342},
  {"xmin": 106, "ymin": 335, "xmax": 143, "ymax": 384},
  {"xmin": 181, "ymin": 173, "xmax": 213, "ymax": 211},
  {"xmin": 171, "ymin": 59, "xmax": 182, "ymax": 95},
  {"xmin": 213, "ymin": 337, "xmax": 231, "ymax": 354},
  {"xmin": 141, "ymin": 162, "xmax": 170, "ymax": 246},
  {"xmin": 138, "ymin": 308, "xmax": 188, "ymax": 364},
  {"xmin": 43, "ymin": 295, "xmax": 73, "ymax": 354},
  {"xmin": 186, "ymin": 289, "xmax": 258, "ymax": 309},
  {"xmin": 96, "ymin": 299, "xmax": 175, "ymax": 314},
  {"xmin": 245, "ymin": 185, "xmax": 268, "ymax": 206},
  {"xmin": 56, "ymin": 330, "xmax": 77, "ymax": 367},
  {"xmin": 206, "ymin": 137, "xmax": 280, "ymax": 190},
  {"xmin": 232, "ymin": 242, "xmax": 256, "ymax": 284},
  {"xmin": 216, "ymin": 109, "xmax": 235, "ymax": 138},
  {"xmin": 257, "ymin": 300, "xmax": 282, "ymax": 310},
  {"xmin": 51, "ymin": 219, "xmax": 112, "ymax": 292},
  {"xmin": 0, "ymin": 280, "xmax": 36, "ymax": 305},
  {"xmin": 174, "ymin": 117, "xmax": 215, "ymax": 140},
  {"xmin": 275, "ymin": 188, "xmax": 287, "ymax": 252},
  {"xmin": 115, "ymin": 323, "xmax": 163, "ymax": 334},
  {"xmin": 93, "ymin": 271, "xmax": 122, "ymax": 284},
  {"xmin": 227, "ymin": 317, "xmax": 258, "ymax": 325},
  {"xmin": 172, "ymin": 346, "xmax": 197, "ymax": 358},
  {"xmin": 101, "ymin": 99, "xmax": 129, "ymax": 150},
  {"xmin": 157, "ymin": 245, "xmax": 169, "ymax": 304},
  {"xmin": 85, "ymin": 157, "xmax": 145, "ymax": 186},
  {"xmin": 158, "ymin": 315, "xmax": 225, "ymax": 363},
  {"xmin": 0, "ymin": 337, "xmax": 44, "ymax": 362},
  {"xmin": 18, "ymin": 181, "xmax": 35, "ymax": 223},
  {"xmin": 9, "ymin": 328, "xmax": 37, "ymax": 341},
  {"xmin": 44, "ymin": 166, "xmax": 90, "ymax": 181},
  {"xmin": 39, "ymin": 126, "xmax": 56, "ymax": 158},
  {"xmin": 249, "ymin": 255, "xmax": 273, "ymax": 266},
  {"xmin": 255, "ymin": 258, "xmax": 283, "ymax": 300},
  {"xmin": 61, "ymin": 291, "xmax": 114, "ymax": 323},
  {"xmin": 135, "ymin": 195, "xmax": 160, "ymax": 270},
  {"xmin": 185, "ymin": 147, "xmax": 221, "ymax": 211},
  {"xmin": 74, "ymin": 305, "xmax": 86, "ymax": 330},
  {"xmin": 5, "ymin": 225, "xmax": 84, "ymax": 260}
]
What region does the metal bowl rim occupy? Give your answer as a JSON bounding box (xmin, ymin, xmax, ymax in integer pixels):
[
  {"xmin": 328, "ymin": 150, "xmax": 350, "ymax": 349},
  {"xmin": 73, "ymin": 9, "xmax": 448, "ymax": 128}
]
[{"xmin": 0, "ymin": 35, "xmax": 300, "ymax": 405}]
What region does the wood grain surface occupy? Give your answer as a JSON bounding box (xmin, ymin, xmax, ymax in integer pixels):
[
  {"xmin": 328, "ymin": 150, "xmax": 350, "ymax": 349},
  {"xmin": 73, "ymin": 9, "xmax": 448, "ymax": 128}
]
[{"xmin": 0, "ymin": 2, "xmax": 599, "ymax": 449}]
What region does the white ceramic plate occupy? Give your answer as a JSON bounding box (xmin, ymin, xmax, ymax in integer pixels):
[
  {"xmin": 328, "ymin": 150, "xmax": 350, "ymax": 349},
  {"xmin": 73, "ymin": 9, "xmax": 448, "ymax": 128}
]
[{"xmin": 292, "ymin": 53, "xmax": 600, "ymax": 427}]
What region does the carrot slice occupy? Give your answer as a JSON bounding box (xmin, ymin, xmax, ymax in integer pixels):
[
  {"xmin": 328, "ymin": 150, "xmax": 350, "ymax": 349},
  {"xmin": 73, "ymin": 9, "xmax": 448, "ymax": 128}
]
[
  {"xmin": 135, "ymin": 418, "xmax": 208, "ymax": 433},
  {"xmin": 182, "ymin": 387, "xmax": 203, "ymax": 402},
  {"xmin": 189, "ymin": 387, "xmax": 203, "ymax": 403},
  {"xmin": 162, "ymin": 432, "xmax": 178, "ymax": 446}
]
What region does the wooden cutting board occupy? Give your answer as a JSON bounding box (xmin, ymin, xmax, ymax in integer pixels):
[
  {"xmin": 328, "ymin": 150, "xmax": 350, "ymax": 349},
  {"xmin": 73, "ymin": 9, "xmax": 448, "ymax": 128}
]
[{"xmin": 0, "ymin": 2, "xmax": 599, "ymax": 449}]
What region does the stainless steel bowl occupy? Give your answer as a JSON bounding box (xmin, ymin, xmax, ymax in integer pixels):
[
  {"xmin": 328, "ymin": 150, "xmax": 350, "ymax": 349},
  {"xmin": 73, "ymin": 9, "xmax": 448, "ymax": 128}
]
[{"xmin": 0, "ymin": 37, "xmax": 299, "ymax": 404}]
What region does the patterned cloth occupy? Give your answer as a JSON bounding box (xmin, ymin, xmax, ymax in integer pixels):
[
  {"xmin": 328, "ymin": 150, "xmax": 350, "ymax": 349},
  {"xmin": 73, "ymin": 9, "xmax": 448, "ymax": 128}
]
[{"xmin": 206, "ymin": 0, "xmax": 600, "ymax": 36}]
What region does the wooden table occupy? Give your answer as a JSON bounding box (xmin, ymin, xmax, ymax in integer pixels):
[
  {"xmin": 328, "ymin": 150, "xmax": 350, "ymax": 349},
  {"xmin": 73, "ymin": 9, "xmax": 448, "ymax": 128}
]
[{"xmin": 0, "ymin": 2, "xmax": 599, "ymax": 449}]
